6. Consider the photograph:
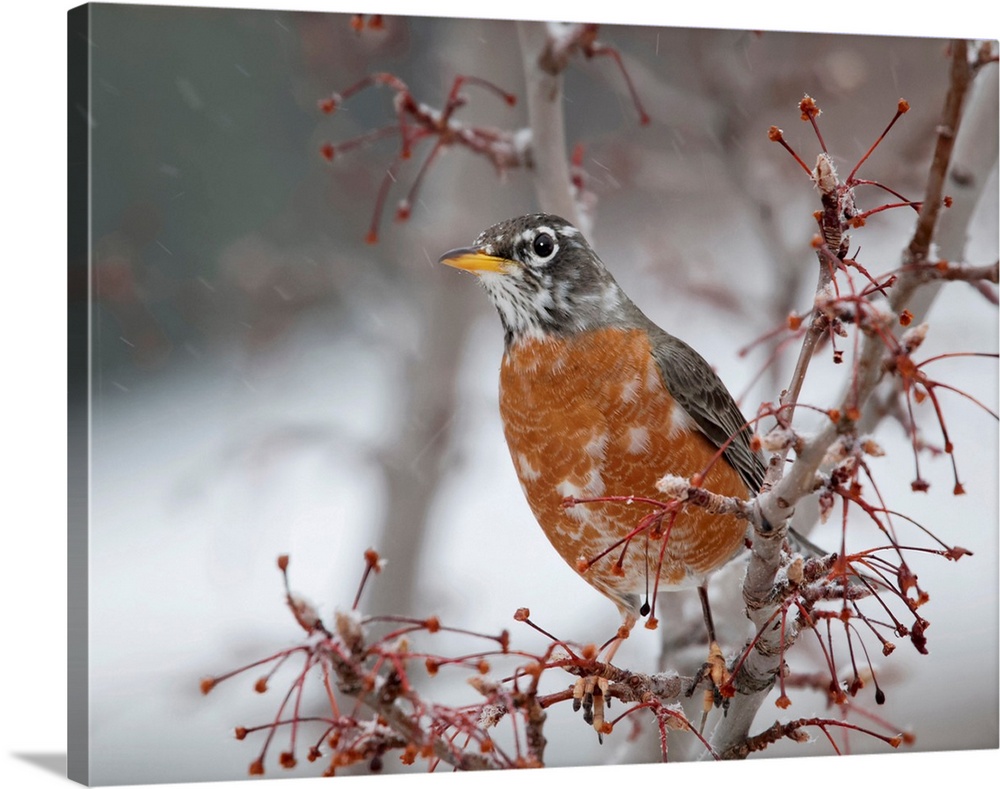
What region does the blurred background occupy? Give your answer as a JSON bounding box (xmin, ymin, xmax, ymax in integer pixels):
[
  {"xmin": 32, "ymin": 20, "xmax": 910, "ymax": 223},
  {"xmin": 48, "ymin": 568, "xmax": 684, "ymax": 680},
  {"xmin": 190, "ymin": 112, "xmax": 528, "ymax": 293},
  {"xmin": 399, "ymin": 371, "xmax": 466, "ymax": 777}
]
[{"xmin": 74, "ymin": 3, "xmax": 997, "ymax": 784}]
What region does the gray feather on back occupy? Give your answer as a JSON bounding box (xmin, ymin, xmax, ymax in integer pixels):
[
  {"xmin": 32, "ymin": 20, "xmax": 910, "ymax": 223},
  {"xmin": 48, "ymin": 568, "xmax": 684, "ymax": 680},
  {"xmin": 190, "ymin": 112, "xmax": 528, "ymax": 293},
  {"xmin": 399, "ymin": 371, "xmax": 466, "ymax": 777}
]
[{"xmin": 645, "ymin": 325, "xmax": 766, "ymax": 495}]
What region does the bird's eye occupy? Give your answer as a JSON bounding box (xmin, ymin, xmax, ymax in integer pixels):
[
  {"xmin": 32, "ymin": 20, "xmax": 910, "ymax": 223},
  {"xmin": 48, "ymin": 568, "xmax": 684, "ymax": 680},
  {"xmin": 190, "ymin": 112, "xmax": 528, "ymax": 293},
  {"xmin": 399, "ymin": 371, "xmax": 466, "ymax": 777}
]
[{"xmin": 532, "ymin": 232, "xmax": 555, "ymax": 259}]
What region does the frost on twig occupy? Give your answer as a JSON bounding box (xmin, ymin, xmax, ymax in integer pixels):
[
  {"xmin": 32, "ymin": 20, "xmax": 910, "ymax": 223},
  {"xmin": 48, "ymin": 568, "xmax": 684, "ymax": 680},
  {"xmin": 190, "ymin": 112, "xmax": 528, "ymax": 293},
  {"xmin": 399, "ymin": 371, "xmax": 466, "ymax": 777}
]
[{"xmin": 656, "ymin": 474, "xmax": 756, "ymax": 522}]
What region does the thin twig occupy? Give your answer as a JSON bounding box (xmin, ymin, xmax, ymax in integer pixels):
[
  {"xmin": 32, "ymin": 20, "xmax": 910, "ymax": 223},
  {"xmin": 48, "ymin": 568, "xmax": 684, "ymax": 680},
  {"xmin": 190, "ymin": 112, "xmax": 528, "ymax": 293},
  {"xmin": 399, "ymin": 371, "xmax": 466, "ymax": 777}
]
[{"xmin": 709, "ymin": 39, "xmax": 979, "ymax": 760}]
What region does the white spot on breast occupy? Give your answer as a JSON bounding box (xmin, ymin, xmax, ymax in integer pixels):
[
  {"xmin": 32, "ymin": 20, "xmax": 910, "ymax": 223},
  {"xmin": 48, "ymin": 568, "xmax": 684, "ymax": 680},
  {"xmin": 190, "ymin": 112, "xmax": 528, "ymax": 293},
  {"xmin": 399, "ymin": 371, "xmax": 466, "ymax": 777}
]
[
  {"xmin": 585, "ymin": 432, "xmax": 609, "ymax": 461},
  {"xmin": 620, "ymin": 375, "xmax": 641, "ymax": 404},
  {"xmin": 556, "ymin": 479, "xmax": 591, "ymax": 525},
  {"xmin": 584, "ymin": 466, "xmax": 606, "ymax": 496},
  {"xmin": 556, "ymin": 469, "xmax": 606, "ymax": 510},
  {"xmin": 625, "ymin": 426, "xmax": 650, "ymax": 454},
  {"xmin": 668, "ymin": 402, "xmax": 697, "ymax": 438},
  {"xmin": 556, "ymin": 479, "xmax": 584, "ymax": 500},
  {"xmin": 516, "ymin": 452, "xmax": 541, "ymax": 481}
]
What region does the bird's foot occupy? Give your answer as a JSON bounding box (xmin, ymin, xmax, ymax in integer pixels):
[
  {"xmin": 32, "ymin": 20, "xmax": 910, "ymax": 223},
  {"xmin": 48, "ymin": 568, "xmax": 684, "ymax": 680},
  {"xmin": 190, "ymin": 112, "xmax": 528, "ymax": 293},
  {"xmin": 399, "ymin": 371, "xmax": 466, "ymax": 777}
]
[
  {"xmin": 569, "ymin": 615, "xmax": 635, "ymax": 742},
  {"xmin": 572, "ymin": 675, "xmax": 611, "ymax": 741},
  {"xmin": 692, "ymin": 640, "xmax": 731, "ymax": 732}
]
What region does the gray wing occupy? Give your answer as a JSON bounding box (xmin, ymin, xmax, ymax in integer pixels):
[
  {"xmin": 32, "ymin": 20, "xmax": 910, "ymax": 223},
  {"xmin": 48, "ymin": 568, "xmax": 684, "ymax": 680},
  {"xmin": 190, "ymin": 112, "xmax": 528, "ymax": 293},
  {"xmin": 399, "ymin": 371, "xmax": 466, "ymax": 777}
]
[{"xmin": 646, "ymin": 326, "xmax": 766, "ymax": 494}]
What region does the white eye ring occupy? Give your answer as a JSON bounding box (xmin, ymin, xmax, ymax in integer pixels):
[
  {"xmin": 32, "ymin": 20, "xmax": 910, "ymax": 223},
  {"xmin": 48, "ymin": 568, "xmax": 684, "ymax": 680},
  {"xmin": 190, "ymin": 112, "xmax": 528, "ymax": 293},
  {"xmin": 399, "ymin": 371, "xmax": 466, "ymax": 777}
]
[{"xmin": 530, "ymin": 227, "xmax": 558, "ymax": 262}]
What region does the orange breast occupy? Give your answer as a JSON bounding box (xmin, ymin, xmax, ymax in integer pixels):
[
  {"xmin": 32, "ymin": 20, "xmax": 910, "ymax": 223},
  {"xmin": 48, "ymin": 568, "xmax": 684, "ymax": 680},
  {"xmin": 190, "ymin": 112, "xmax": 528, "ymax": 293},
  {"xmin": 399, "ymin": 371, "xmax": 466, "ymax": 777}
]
[{"xmin": 498, "ymin": 328, "xmax": 750, "ymax": 613}]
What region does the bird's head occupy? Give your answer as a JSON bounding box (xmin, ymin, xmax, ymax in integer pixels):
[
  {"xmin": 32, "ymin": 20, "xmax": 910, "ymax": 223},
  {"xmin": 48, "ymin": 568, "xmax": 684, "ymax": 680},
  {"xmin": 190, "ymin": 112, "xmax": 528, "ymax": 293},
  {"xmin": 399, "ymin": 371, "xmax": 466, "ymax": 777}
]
[{"xmin": 439, "ymin": 213, "xmax": 631, "ymax": 346}]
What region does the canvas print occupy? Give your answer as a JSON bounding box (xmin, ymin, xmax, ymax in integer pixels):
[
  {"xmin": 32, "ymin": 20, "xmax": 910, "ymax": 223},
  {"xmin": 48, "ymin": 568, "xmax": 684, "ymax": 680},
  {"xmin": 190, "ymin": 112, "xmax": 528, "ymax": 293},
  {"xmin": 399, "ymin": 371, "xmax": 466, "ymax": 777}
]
[{"xmin": 67, "ymin": 3, "xmax": 999, "ymax": 785}]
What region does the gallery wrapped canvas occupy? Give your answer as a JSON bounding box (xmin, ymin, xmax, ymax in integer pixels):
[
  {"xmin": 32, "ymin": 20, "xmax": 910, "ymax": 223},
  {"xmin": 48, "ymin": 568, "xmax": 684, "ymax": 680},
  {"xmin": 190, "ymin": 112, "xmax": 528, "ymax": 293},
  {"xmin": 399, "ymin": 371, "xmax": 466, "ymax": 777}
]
[{"xmin": 67, "ymin": 2, "xmax": 998, "ymax": 786}]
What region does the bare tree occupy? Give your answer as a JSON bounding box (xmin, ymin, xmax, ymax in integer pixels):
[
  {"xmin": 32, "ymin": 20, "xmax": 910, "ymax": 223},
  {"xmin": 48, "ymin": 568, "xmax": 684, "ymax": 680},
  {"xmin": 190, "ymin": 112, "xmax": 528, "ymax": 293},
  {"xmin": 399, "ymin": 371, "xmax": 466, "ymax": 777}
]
[{"xmin": 203, "ymin": 21, "xmax": 997, "ymax": 775}]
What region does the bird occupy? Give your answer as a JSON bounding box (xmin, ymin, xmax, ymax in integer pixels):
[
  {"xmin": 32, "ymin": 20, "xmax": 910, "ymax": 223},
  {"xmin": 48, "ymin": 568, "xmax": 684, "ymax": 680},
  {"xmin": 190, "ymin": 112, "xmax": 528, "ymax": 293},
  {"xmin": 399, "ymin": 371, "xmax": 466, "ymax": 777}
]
[{"xmin": 439, "ymin": 213, "xmax": 766, "ymax": 730}]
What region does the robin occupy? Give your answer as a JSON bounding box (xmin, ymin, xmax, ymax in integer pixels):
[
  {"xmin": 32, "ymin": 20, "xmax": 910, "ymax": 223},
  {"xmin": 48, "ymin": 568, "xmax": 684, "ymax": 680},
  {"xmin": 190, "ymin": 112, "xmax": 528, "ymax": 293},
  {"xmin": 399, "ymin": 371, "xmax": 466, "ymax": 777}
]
[{"xmin": 439, "ymin": 213, "xmax": 765, "ymax": 729}]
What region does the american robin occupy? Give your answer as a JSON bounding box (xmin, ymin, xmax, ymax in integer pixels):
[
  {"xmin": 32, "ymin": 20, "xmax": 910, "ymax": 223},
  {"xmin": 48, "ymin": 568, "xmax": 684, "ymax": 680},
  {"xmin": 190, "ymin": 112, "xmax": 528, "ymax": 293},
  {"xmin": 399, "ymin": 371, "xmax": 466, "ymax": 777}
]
[{"xmin": 439, "ymin": 213, "xmax": 765, "ymax": 727}]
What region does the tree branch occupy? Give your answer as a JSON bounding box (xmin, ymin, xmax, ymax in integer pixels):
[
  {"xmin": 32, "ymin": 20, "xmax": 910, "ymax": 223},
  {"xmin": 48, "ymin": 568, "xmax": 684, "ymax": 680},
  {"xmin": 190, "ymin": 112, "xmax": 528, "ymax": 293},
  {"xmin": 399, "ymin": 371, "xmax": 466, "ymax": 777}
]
[
  {"xmin": 709, "ymin": 39, "xmax": 983, "ymax": 759},
  {"xmin": 906, "ymin": 41, "xmax": 973, "ymax": 265},
  {"xmin": 517, "ymin": 21, "xmax": 583, "ymax": 229}
]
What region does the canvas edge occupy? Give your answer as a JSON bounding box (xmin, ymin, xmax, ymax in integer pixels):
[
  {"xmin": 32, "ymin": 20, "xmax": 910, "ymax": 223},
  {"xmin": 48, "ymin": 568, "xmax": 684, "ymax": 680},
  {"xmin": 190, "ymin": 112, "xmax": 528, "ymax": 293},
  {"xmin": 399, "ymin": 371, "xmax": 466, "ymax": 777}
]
[{"xmin": 68, "ymin": 3, "xmax": 92, "ymax": 785}]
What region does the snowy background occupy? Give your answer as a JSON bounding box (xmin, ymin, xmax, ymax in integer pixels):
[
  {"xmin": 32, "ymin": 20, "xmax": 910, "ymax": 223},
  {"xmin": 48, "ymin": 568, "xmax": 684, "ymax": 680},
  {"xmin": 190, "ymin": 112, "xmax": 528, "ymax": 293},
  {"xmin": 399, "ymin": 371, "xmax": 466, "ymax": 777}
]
[{"xmin": 69, "ymin": 3, "xmax": 997, "ymax": 785}]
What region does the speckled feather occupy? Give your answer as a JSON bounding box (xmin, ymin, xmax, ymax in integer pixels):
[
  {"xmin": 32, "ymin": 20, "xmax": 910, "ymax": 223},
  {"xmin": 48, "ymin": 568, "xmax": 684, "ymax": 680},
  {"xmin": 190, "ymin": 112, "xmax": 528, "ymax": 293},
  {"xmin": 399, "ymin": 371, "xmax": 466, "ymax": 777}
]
[{"xmin": 499, "ymin": 327, "xmax": 751, "ymax": 615}]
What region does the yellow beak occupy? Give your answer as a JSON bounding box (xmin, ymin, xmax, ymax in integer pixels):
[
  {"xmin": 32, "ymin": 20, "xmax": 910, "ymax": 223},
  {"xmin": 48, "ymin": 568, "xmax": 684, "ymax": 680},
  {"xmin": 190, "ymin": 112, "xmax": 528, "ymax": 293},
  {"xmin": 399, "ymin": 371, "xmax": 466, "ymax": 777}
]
[{"xmin": 438, "ymin": 247, "xmax": 516, "ymax": 274}]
